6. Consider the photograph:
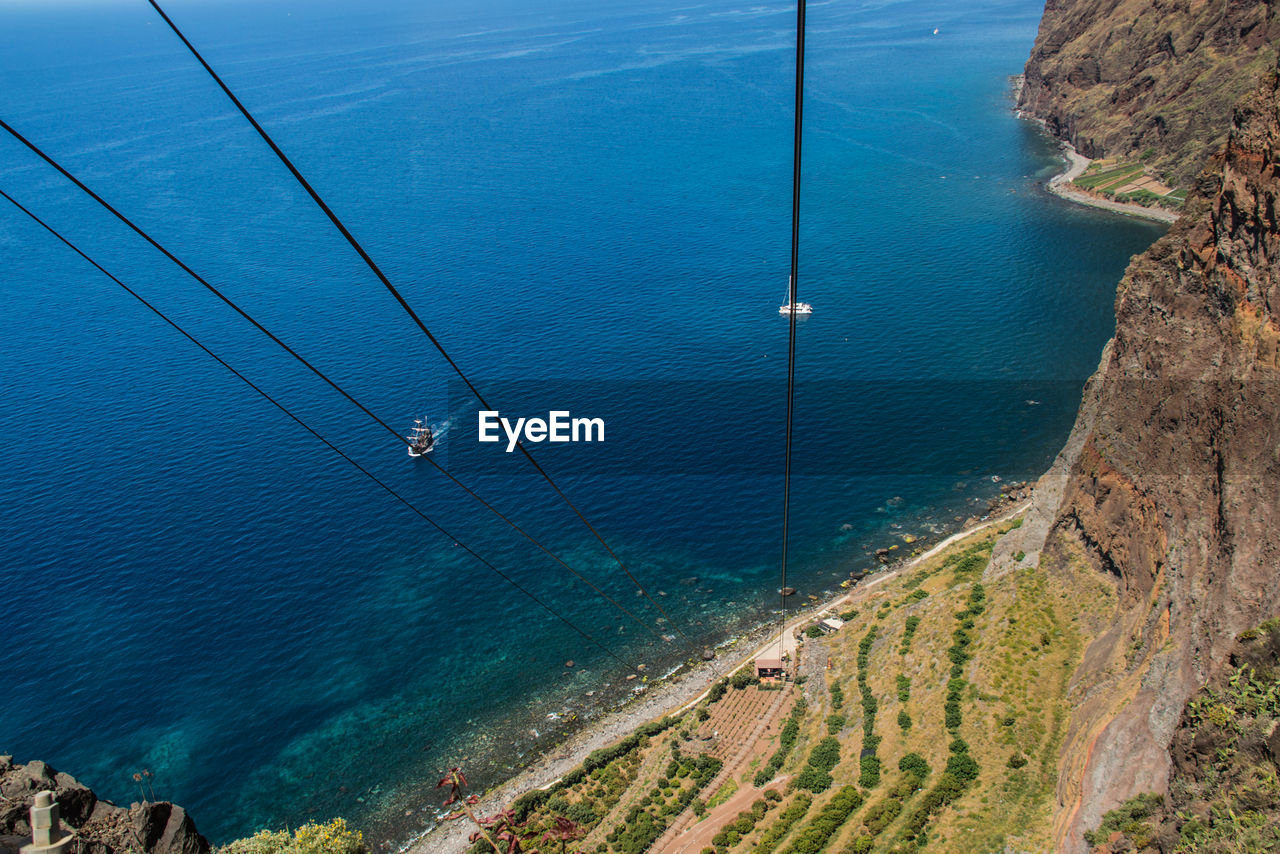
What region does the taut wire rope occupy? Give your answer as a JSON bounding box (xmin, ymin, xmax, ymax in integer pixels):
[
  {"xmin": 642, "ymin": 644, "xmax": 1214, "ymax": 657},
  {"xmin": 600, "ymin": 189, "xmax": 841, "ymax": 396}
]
[
  {"xmin": 146, "ymin": 0, "xmax": 692, "ymax": 645},
  {"xmin": 0, "ymin": 186, "xmax": 635, "ymax": 671}
]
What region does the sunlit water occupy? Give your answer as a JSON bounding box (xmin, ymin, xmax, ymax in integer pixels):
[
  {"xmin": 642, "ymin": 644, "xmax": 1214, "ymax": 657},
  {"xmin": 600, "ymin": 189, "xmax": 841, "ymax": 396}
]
[{"xmin": 0, "ymin": 0, "xmax": 1165, "ymax": 846}]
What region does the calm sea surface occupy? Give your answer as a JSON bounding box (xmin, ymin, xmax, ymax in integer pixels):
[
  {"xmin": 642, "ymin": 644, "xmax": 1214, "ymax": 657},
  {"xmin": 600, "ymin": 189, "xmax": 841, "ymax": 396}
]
[{"xmin": 0, "ymin": 0, "xmax": 1164, "ymax": 846}]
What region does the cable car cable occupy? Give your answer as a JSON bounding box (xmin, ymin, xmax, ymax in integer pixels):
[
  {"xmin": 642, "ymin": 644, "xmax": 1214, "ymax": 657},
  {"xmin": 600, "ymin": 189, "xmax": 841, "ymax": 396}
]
[
  {"xmin": 0, "ymin": 185, "xmax": 634, "ymax": 671},
  {"xmin": 778, "ymin": 0, "xmax": 806, "ymax": 658},
  {"xmin": 145, "ymin": 0, "xmax": 692, "ymax": 645},
  {"xmin": 0, "ymin": 117, "xmax": 670, "ymax": 647}
]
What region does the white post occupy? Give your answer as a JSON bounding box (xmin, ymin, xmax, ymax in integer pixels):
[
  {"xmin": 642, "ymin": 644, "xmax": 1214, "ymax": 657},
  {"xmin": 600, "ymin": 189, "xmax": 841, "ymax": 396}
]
[{"xmin": 21, "ymin": 792, "xmax": 72, "ymax": 854}]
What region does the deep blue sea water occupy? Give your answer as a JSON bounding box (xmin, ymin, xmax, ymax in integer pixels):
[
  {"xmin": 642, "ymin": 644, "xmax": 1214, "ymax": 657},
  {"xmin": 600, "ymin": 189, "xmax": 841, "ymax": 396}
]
[{"xmin": 0, "ymin": 0, "xmax": 1165, "ymax": 846}]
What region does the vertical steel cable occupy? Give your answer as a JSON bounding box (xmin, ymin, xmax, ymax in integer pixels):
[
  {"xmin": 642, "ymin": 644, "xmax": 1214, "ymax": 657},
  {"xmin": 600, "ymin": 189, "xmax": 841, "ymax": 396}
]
[{"xmin": 779, "ymin": 0, "xmax": 807, "ymax": 664}]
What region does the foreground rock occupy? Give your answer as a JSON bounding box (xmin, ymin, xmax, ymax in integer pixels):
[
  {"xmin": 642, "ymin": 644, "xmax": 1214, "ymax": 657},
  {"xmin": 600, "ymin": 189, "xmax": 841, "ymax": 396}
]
[{"xmin": 0, "ymin": 758, "xmax": 210, "ymax": 854}]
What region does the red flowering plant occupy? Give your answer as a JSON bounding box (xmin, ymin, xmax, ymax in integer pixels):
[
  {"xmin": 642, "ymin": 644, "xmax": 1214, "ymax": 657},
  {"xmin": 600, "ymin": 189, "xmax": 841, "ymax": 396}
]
[
  {"xmin": 541, "ymin": 816, "xmax": 585, "ymax": 853},
  {"xmin": 436, "ymin": 768, "xmax": 585, "ymax": 854},
  {"xmin": 438, "ymin": 768, "xmax": 500, "ymax": 851}
]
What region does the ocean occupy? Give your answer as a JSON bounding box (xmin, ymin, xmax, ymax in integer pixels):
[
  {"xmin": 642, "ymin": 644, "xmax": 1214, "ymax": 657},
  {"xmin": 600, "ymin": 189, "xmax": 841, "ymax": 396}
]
[{"xmin": 0, "ymin": 0, "xmax": 1165, "ymax": 847}]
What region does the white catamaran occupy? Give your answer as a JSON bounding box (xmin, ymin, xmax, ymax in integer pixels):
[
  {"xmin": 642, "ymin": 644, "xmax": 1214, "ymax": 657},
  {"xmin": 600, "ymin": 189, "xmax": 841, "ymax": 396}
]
[{"xmin": 779, "ymin": 276, "xmax": 812, "ymax": 315}]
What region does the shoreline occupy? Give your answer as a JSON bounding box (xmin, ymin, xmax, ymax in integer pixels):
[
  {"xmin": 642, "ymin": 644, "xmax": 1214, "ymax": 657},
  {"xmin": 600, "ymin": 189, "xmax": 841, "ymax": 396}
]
[
  {"xmin": 407, "ymin": 501, "xmax": 1031, "ymax": 853},
  {"xmin": 1042, "ymin": 138, "xmax": 1180, "ymax": 224}
]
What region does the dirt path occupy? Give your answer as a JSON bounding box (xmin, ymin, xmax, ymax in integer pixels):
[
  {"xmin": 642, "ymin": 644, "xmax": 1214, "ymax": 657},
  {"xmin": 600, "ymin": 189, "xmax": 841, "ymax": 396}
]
[
  {"xmin": 651, "ymin": 685, "xmax": 794, "ymax": 854},
  {"xmin": 658, "ymin": 777, "xmax": 788, "ymax": 854}
]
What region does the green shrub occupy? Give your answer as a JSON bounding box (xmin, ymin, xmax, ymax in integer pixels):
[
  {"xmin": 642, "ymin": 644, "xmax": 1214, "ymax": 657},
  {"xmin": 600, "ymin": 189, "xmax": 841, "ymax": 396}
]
[
  {"xmin": 899, "ymin": 772, "xmax": 969, "ymax": 841},
  {"xmin": 1007, "ymin": 753, "xmax": 1028, "ymax": 769},
  {"xmin": 805, "ymin": 624, "xmax": 825, "ymax": 639},
  {"xmin": 846, "ymin": 835, "xmax": 874, "ymax": 853},
  {"xmin": 944, "ymin": 752, "xmax": 979, "ymax": 784},
  {"xmin": 858, "ymin": 753, "xmax": 881, "ymax": 788},
  {"xmin": 731, "ymin": 666, "xmax": 759, "ymax": 690},
  {"xmin": 900, "ymin": 615, "xmax": 922, "ymax": 654},
  {"xmin": 222, "ymin": 819, "xmax": 366, "ymax": 854},
  {"xmin": 793, "ymin": 766, "xmax": 833, "ymax": 793},
  {"xmin": 895, "ymin": 674, "xmax": 911, "ymax": 703},
  {"xmin": 510, "ymin": 786, "xmax": 553, "ymax": 821},
  {"xmin": 858, "ymin": 626, "xmax": 878, "ymax": 657},
  {"xmin": 611, "ymin": 806, "xmax": 665, "ymax": 854},
  {"xmin": 1083, "ymin": 793, "xmax": 1163, "ymax": 849},
  {"xmin": 898, "ymin": 753, "xmax": 930, "ymax": 779},
  {"xmin": 897, "ymin": 710, "xmax": 912, "ymax": 730},
  {"xmin": 708, "ymin": 679, "xmax": 728, "ymax": 703},
  {"xmin": 861, "ymin": 797, "xmax": 902, "ymax": 836},
  {"xmin": 807, "ymin": 737, "xmax": 841, "ymax": 772},
  {"xmin": 756, "ymin": 794, "xmax": 813, "ymax": 854},
  {"xmin": 755, "ymin": 698, "xmax": 808, "ymax": 786},
  {"xmin": 827, "ymin": 714, "xmax": 846, "ymax": 734},
  {"xmin": 780, "ymin": 786, "xmax": 863, "ymax": 854}
]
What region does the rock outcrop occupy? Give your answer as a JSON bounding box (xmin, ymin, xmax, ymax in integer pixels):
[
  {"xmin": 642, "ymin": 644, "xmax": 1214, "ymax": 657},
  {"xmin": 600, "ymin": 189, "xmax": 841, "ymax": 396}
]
[
  {"xmin": 1014, "ymin": 65, "xmax": 1280, "ymax": 851},
  {"xmin": 1018, "ymin": 0, "xmax": 1280, "ymax": 185},
  {"xmin": 0, "ymin": 758, "xmax": 211, "ymax": 854}
]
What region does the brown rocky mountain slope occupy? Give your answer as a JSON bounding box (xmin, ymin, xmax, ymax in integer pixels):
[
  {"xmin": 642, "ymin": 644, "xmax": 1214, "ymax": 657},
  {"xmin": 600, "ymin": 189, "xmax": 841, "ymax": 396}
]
[
  {"xmin": 1018, "ymin": 0, "xmax": 1279, "ymax": 186},
  {"xmin": 997, "ymin": 64, "xmax": 1280, "ymax": 852}
]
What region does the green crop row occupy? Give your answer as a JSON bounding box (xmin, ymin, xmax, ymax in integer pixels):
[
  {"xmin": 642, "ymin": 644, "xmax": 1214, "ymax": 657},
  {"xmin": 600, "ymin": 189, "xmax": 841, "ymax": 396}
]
[
  {"xmin": 754, "ymin": 697, "xmax": 808, "ymax": 787},
  {"xmin": 780, "ymin": 786, "xmax": 865, "ymax": 854}
]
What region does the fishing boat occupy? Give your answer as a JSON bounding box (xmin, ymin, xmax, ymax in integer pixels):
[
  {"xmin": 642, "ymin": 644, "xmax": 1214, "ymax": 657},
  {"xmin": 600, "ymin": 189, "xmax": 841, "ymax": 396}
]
[{"xmin": 407, "ymin": 419, "xmax": 434, "ymax": 457}]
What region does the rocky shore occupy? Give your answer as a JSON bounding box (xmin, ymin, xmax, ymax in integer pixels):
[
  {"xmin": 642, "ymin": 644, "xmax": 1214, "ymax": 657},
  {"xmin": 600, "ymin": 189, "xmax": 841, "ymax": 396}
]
[
  {"xmin": 0, "ymin": 757, "xmax": 210, "ymax": 854},
  {"xmin": 406, "ymin": 499, "xmax": 1032, "ymax": 853}
]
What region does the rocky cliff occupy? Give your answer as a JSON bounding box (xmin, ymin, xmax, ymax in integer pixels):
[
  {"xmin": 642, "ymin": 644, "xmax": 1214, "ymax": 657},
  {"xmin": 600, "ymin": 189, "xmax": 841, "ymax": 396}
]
[
  {"xmin": 1018, "ymin": 0, "xmax": 1279, "ymax": 185},
  {"xmin": 1001, "ymin": 62, "xmax": 1280, "ymax": 851},
  {"xmin": 0, "ymin": 757, "xmax": 211, "ymax": 854}
]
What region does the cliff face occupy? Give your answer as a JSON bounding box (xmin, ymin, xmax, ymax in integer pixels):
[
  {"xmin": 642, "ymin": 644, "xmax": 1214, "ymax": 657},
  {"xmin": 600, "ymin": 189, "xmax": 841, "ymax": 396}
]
[
  {"xmin": 1022, "ymin": 68, "xmax": 1280, "ymax": 851},
  {"xmin": 1018, "ymin": 0, "xmax": 1279, "ymax": 185}
]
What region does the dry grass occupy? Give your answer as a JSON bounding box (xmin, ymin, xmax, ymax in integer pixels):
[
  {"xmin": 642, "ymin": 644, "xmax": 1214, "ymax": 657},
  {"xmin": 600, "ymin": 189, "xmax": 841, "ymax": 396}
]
[{"xmin": 490, "ymin": 515, "xmax": 1122, "ymax": 854}]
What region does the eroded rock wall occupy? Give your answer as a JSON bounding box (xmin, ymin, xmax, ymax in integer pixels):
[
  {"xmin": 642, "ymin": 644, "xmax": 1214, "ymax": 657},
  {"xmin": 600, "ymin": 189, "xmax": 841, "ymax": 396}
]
[
  {"xmin": 1029, "ymin": 69, "xmax": 1280, "ymax": 851},
  {"xmin": 1018, "ymin": 0, "xmax": 1280, "ymax": 185}
]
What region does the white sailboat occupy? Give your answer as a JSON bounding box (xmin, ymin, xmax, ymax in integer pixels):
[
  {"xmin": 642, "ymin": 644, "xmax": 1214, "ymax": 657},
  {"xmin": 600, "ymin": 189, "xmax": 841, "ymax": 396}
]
[{"xmin": 779, "ymin": 276, "xmax": 812, "ymax": 315}]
